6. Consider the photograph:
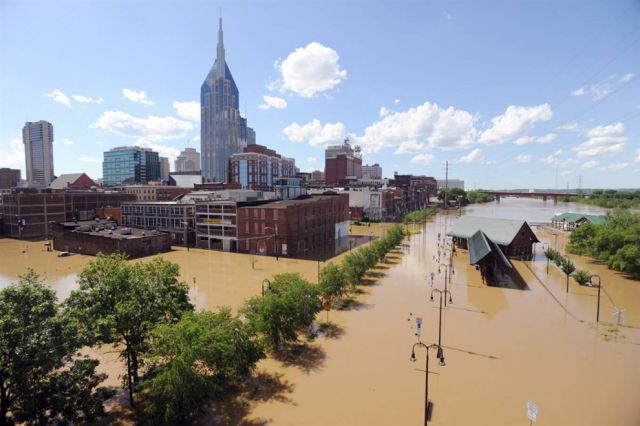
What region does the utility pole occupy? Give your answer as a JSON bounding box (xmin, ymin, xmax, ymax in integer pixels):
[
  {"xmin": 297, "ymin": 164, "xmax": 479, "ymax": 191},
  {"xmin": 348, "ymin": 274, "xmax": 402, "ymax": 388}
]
[{"xmin": 444, "ymin": 160, "xmax": 449, "ymax": 210}]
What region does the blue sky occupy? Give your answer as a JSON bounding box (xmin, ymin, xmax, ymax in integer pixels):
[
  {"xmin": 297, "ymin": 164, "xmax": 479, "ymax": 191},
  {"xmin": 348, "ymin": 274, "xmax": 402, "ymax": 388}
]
[{"xmin": 1, "ymin": 0, "xmax": 639, "ymax": 189}]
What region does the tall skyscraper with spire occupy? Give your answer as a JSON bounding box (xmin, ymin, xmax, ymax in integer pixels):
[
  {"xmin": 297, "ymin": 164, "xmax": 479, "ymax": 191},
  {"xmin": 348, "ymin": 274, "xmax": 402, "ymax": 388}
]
[{"xmin": 201, "ymin": 18, "xmax": 254, "ymax": 183}]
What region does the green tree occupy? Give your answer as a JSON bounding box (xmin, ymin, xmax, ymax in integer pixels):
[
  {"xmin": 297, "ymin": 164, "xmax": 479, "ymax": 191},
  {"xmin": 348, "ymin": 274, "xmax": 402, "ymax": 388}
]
[
  {"xmin": 66, "ymin": 254, "xmax": 193, "ymax": 406},
  {"xmin": 319, "ymin": 263, "xmax": 348, "ymax": 299},
  {"xmin": 437, "ymin": 187, "xmax": 466, "ymax": 203},
  {"xmin": 242, "ymin": 273, "xmax": 322, "ymax": 348},
  {"xmin": 560, "ymin": 258, "xmax": 576, "ymax": 291},
  {"xmin": 142, "ymin": 309, "xmax": 264, "ymax": 423},
  {"xmin": 0, "ymin": 269, "xmax": 112, "ymax": 425},
  {"xmin": 572, "ymin": 270, "xmax": 593, "ymax": 286}
]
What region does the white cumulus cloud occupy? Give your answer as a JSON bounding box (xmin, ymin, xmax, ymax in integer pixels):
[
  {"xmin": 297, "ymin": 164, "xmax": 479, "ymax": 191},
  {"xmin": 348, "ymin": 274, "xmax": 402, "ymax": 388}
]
[
  {"xmin": 619, "ymin": 73, "xmax": 634, "ymax": 83},
  {"xmin": 516, "ymin": 154, "xmax": 532, "ymax": 163},
  {"xmin": 581, "ymin": 160, "xmax": 599, "ymax": 169},
  {"xmin": 72, "ymin": 94, "xmax": 104, "ymax": 104},
  {"xmin": 90, "ymin": 111, "xmax": 193, "ymax": 142},
  {"xmin": 379, "ymin": 107, "xmax": 390, "ymax": 117},
  {"xmin": 479, "ymin": 104, "xmax": 553, "ymax": 145},
  {"xmin": 278, "ymin": 42, "xmax": 347, "ymax": 97},
  {"xmin": 357, "ymin": 101, "xmax": 477, "ymax": 153},
  {"xmin": 133, "ymin": 141, "xmax": 181, "ymax": 162},
  {"xmin": 574, "ymin": 122, "xmax": 627, "ymax": 157},
  {"xmin": 514, "ymin": 133, "xmax": 557, "ymax": 146},
  {"xmin": 394, "ymin": 140, "xmax": 425, "ymax": 155},
  {"xmin": 283, "ymin": 119, "xmax": 347, "ymax": 147},
  {"xmin": 598, "ymin": 162, "xmax": 630, "ymax": 171},
  {"xmin": 172, "ymin": 101, "xmax": 200, "ymax": 121},
  {"xmin": 457, "ymin": 148, "xmax": 485, "ymax": 163},
  {"xmin": 63, "ymin": 138, "xmax": 73, "ymax": 145},
  {"xmin": 259, "ymin": 95, "xmax": 288, "ymax": 110},
  {"xmin": 307, "ymin": 156, "xmax": 317, "ymax": 163},
  {"xmin": 0, "ymin": 136, "xmax": 25, "ymax": 168},
  {"xmin": 122, "ymin": 88, "xmax": 154, "ymax": 106},
  {"xmin": 571, "ymin": 84, "xmax": 612, "ymax": 100},
  {"xmin": 410, "ymin": 153, "xmax": 435, "ymax": 165},
  {"xmin": 43, "ymin": 89, "xmax": 71, "ymax": 107}
]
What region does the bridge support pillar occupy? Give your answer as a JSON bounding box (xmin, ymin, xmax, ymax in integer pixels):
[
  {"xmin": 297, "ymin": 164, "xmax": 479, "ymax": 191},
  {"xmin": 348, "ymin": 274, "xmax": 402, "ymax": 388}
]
[
  {"xmin": 553, "ymin": 196, "xmax": 558, "ymax": 204},
  {"xmin": 495, "ymin": 194, "xmax": 500, "ymax": 203},
  {"xmin": 543, "ymin": 195, "xmax": 547, "ymax": 202}
]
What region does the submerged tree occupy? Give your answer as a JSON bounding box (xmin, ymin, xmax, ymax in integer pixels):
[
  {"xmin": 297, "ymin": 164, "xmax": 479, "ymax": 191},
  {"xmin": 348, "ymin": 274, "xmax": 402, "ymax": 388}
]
[
  {"xmin": 319, "ymin": 263, "xmax": 348, "ymax": 299},
  {"xmin": 243, "ymin": 273, "xmax": 322, "ymax": 348},
  {"xmin": 560, "ymin": 258, "xmax": 576, "ymax": 292},
  {"xmin": 142, "ymin": 309, "xmax": 264, "ymax": 423},
  {"xmin": 0, "ymin": 269, "xmax": 112, "ymax": 425},
  {"xmin": 66, "ymin": 254, "xmax": 193, "ymax": 406},
  {"xmin": 572, "ymin": 270, "xmax": 593, "ymax": 286}
]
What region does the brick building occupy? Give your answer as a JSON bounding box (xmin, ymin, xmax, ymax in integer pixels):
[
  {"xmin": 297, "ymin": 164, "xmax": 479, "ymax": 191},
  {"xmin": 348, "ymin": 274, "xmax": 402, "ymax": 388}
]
[
  {"xmin": 1, "ymin": 190, "xmax": 136, "ymax": 239},
  {"xmin": 49, "ymin": 173, "xmax": 96, "ymax": 191},
  {"xmin": 195, "ymin": 193, "xmax": 349, "ymax": 258},
  {"xmin": 324, "ymin": 139, "xmax": 362, "ymax": 185},
  {"xmin": 124, "ymin": 185, "xmax": 192, "ymax": 201},
  {"xmin": 389, "ymin": 173, "xmax": 437, "ymax": 215},
  {"xmin": 0, "ymin": 168, "xmax": 21, "ymax": 189},
  {"xmin": 53, "ymin": 220, "xmax": 171, "ymax": 258},
  {"xmin": 228, "ymin": 144, "xmax": 296, "ymax": 191}
]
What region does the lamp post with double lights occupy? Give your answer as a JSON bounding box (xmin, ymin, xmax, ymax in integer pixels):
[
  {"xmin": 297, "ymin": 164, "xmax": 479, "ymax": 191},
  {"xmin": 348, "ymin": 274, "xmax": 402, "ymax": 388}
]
[
  {"xmin": 590, "ymin": 274, "xmax": 602, "ymax": 322},
  {"xmin": 409, "ymin": 342, "xmax": 445, "ymax": 425},
  {"xmin": 437, "ymin": 263, "xmax": 454, "ymax": 307},
  {"xmin": 430, "ymin": 288, "xmax": 453, "ymax": 349}
]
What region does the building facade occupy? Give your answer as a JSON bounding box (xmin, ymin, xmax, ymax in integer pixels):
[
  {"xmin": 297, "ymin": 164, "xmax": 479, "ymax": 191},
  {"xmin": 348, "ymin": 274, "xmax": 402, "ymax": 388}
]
[
  {"xmin": 201, "ymin": 18, "xmax": 254, "ymax": 183},
  {"xmin": 103, "ymin": 146, "xmax": 160, "ymax": 186},
  {"xmin": 175, "ymin": 147, "xmax": 201, "ymax": 172},
  {"xmin": 0, "ymin": 168, "xmax": 21, "ymax": 189},
  {"xmin": 121, "ymin": 201, "xmax": 196, "ymax": 245},
  {"xmin": 362, "ymin": 163, "xmax": 382, "ymax": 180},
  {"xmin": 229, "ymin": 144, "xmax": 296, "ymax": 191},
  {"xmin": 23, "ymin": 121, "xmax": 54, "ymax": 188},
  {"xmin": 159, "ymin": 157, "xmax": 170, "ymax": 180},
  {"xmin": 124, "ymin": 185, "xmax": 192, "ymax": 201},
  {"xmin": 325, "ymin": 139, "xmax": 362, "ymax": 185},
  {"xmin": 195, "ymin": 194, "xmax": 350, "ymax": 258},
  {"xmin": 1, "ymin": 190, "xmax": 136, "ymax": 239}
]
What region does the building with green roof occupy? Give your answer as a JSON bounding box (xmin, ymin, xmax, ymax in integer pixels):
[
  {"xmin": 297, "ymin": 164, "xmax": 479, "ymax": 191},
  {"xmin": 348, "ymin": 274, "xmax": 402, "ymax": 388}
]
[{"xmin": 551, "ymin": 213, "xmax": 606, "ymax": 231}]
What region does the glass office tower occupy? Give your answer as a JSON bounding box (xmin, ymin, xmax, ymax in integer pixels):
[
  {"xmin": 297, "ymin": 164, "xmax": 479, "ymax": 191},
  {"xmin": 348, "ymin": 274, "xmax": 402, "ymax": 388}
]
[
  {"xmin": 103, "ymin": 146, "xmax": 160, "ymax": 186},
  {"xmin": 200, "ymin": 18, "xmax": 254, "ymax": 183}
]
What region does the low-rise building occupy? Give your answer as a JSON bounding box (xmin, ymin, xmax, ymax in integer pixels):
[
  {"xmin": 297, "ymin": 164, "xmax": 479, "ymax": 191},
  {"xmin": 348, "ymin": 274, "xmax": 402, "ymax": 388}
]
[
  {"xmin": 362, "ymin": 163, "xmax": 382, "ymax": 180},
  {"xmin": 49, "ymin": 173, "xmax": 96, "ymax": 191},
  {"xmin": 124, "ymin": 185, "xmax": 192, "ymax": 202},
  {"xmin": 229, "ymin": 144, "xmax": 296, "ymax": 191},
  {"xmin": 550, "ymin": 213, "xmax": 606, "ymax": 231},
  {"xmin": 53, "ymin": 219, "xmax": 171, "ymax": 258},
  {"xmin": 1, "ymin": 190, "xmax": 136, "ymax": 239},
  {"xmin": 121, "ymin": 201, "xmax": 196, "ymax": 246},
  {"xmin": 437, "ymin": 179, "xmax": 465, "ymax": 190},
  {"xmin": 195, "ymin": 193, "xmax": 349, "ymax": 258}
]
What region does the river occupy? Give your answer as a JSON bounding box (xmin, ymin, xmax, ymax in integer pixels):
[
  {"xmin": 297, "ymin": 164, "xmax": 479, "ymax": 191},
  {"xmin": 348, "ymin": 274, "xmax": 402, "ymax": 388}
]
[{"xmin": 0, "ymin": 197, "xmax": 638, "ymax": 425}]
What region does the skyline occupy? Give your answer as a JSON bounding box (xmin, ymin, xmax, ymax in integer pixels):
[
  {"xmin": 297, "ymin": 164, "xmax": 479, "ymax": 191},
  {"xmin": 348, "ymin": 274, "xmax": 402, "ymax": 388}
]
[{"xmin": 1, "ymin": 1, "xmax": 640, "ymax": 189}]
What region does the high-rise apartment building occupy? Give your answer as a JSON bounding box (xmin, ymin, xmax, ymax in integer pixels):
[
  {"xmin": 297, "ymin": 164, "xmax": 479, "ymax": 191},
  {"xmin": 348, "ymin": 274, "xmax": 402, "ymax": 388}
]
[
  {"xmin": 324, "ymin": 138, "xmax": 362, "ymax": 185},
  {"xmin": 159, "ymin": 156, "xmax": 170, "ymax": 180},
  {"xmin": 103, "ymin": 146, "xmax": 160, "ymax": 186},
  {"xmin": 201, "ymin": 18, "xmax": 254, "ymax": 183},
  {"xmin": 175, "ymin": 148, "xmax": 201, "ymax": 172},
  {"xmin": 23, "ymin": 121, "xmax": 54, "ymax": 187},
  {"xmin": 229, "ymin": 144, "xmax": 296, "ymax": 191},
  {"xmin": 362, "ymin": 163, "xmax": 382, "ymax": 180}
]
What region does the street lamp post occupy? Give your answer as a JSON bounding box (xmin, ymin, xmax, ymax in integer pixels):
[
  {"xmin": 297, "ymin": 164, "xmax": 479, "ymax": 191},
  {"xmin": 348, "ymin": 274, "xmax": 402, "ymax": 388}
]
[
  {"xmin": 437, "ymin": 263, "xmax": 454, "ymax": 307},
  {"xmin": 590, "ymin": 274, "xmax": 602, "ymax": 322},
  {"xmin": 430, "ymin": 288, "xmax": 453, "ymax": 349},
  {"xmin": 410, "ymin": 342, "xmax": 445, "ymax": 425}
]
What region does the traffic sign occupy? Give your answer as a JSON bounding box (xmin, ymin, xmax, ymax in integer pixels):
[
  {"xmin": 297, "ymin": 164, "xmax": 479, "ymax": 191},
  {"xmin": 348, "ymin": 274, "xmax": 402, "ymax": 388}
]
[
  {"xmin": 613, "ymin": 308, "xmax": 625, "ymax": 325},
  {"xmin": 527, "ymin": 400, "xmax": 538, "ymax": 422},
  {"xmin": 416, "ymin": 317, "xmax": 423, "ymax": 338}
]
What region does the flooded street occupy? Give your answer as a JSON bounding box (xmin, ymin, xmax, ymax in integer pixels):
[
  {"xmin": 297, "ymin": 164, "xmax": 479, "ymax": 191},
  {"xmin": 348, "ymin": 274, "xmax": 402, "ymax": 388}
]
[{"xmin": 1, "ymin": 198, "xmax": 639, "ymax": 425}]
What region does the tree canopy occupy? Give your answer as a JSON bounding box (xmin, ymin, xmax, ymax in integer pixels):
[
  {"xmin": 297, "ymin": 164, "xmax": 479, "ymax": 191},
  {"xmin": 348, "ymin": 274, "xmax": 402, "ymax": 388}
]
[
  {"xmin": 0, "ymin": 269, "xmax": 112, "ymax": 425},
  {"xmin": 66, "ymin": 253, "xmax": 193, "ymax": 406}
]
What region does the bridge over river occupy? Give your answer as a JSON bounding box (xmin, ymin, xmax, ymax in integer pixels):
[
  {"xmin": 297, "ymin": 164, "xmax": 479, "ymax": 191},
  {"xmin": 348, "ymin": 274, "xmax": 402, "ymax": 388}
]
[{"xmin": 479, "ymin": 190, "xmax": 578, "ymax": 202}]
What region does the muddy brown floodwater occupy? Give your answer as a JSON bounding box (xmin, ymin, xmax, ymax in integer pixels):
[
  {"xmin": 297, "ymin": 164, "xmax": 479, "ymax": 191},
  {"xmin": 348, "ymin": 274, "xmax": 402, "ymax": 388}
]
[{"xmin": 1, "ymin": 198, "xmax": 638, "ymax": 425}]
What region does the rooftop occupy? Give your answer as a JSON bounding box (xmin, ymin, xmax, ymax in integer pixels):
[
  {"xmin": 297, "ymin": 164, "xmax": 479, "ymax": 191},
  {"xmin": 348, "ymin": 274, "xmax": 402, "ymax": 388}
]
[
  {"xmin": 551, "ymin": 212, "xmax": 606, "ymax": 225},
  {"xmin": 468, "ymin": 230, "xmax": 512, "ymax": 268},
  {"xmin": 60, "ymin": 219, "xmax": 165, "ymax": 240},
  {"xmin": 448, "ymin": 216, "xmax": 538, "ymax": 246}
]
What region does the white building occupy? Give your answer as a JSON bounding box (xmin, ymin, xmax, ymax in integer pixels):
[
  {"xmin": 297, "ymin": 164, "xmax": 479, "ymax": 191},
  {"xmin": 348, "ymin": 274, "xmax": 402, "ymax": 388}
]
[
  {"xmin": 362, "ymin": 163, "xmax": 382, "ymax": 180},
  {"xmin": 175, "ymin": 148, "xmax": 201, "ymax": 172},
  {"xmin": 23, "ymin": 121, "xmax": 54, "ymax": 187}
]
